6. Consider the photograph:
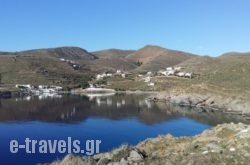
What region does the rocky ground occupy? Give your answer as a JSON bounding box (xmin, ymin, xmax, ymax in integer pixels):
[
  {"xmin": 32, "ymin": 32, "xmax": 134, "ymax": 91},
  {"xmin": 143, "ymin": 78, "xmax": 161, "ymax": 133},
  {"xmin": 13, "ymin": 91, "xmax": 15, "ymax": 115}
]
[
  {"xmin": 43, "ymin": 123, "xmax": 250, "ymax": 165},
  {"xmin": 151, "ymin": 92, "xmax": 250, "ymax": 120}
]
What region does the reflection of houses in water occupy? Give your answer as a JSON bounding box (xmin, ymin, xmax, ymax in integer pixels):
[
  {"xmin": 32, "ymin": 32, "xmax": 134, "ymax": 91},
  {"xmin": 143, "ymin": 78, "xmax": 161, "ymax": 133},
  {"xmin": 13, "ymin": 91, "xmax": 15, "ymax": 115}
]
[
  {"xmin": 85, "ymin": 93, "xmax": 115, "ymax": 101},
  {"xmin": 139, "ymin": 100, "xmax": 144, "ymax": 107},
  {"xmin": 139, "ymin": 99, "xmax": 152, "ymax": 109},
  {"xmin": 60, "ymin": 106, "xmax": 76, "ymax": 120},
  {"xmin": 96, "ymin": 97, "xmax": 107, "ymax": 107},
  {"xmin": 145, "ymin": 99, "xmax": 152, "ymax": 108},
  {"xmin": 15, "ymin": 96, "xmax": 31, "ymax": 102},
  {"xmin": 38, "ymin": 93, "xmax": 62, "ymax": 100},
  {"xmin": 94, "ymin": 97, "xmax": 124, "ymax": 108},
  {"xmin": 116, "ymin": 101, "xmax": 122, "ymax": 108},
  {"xmin": 107, "ymin": 98, "xmax": 112, "ymax": 106},
  {"xmin": 122, "ymin": 99, "xmax": 126, "ymax": 105},
  {"xmin": 82, "ymin": 92, "xmax": 153, "ymax": 109},
  {"xmin": 83, "ymin": 93, "xmax": 116, "ymax": 107},
  {"xmin": 15, "ymin": 93, "xmax": 62, "ymax": 101}
]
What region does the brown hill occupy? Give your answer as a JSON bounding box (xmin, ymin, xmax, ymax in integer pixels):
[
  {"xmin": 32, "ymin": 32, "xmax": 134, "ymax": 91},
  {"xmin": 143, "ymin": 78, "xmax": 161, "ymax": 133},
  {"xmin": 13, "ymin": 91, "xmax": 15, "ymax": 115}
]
[
  {"xmin": 177, "ymin": 52, "xmax": 250, "ymax": 90},
  {"xmin": 81, "ymin": 58, "xmax": 138, "ymax": 73},
  {"xmin": 2, "ymin": 45, "xmax": 250, "ymax": 91},
  {"xmin": 92, "ymin": 49, "xmax": 135, "ymax": 59},
  {"xmin": 219, "ymin": 51, "xmax": 250, "ymax": 58},
  {"xmin": 125, "ymin": 45, "xmax": 196, "ymax": 72},
  {"xmin": 0, "ymin": 47, "xmax": 99, "ymax": 86},
  {"xmin": 20, "ymin": 46, "xmax": 98, "ymax": 60},
  {"xmin": 176, "ymin": 56, "xmax": 218, "ymax": 73},
  {"xmin": 0, "ymin": 47, "xmax": 136, "ymax": 86}
]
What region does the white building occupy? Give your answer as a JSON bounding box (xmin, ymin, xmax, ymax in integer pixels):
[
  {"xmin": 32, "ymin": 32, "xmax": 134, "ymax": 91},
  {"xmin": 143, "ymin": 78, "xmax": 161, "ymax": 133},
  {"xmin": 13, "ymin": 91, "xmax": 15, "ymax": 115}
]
[
  {"xmin": 144, "ymin": 76, "xmax": 151, "ymax": 83},
  {"xmin": 166, "ymin": 67, "xmax": 173, "ymax": 71},
  {"xmin": 116, "ymin": 70, "xmax": 122, "ymax": 74},
  {"xmin": 121, "ymin": 73, "xmax": 126, "ymax": 78},
  {"xmin": 147, "ymin": 71, "xmax": 152, "ymax": 75},
  {"xmin": 148, "ymin": 82, "xmax": 155, "ymax": 86}
]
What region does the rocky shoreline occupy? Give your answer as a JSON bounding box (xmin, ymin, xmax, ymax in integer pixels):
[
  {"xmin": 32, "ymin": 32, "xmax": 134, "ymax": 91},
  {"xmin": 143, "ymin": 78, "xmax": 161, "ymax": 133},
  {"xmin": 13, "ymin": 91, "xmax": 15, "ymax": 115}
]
[
  {"xmin": 149, "ymin": 92, "xmax": 250, "ymax": 120},
  {"xmin": 43, "ymin": 123, "xmax": 250, "ymax": 165}
]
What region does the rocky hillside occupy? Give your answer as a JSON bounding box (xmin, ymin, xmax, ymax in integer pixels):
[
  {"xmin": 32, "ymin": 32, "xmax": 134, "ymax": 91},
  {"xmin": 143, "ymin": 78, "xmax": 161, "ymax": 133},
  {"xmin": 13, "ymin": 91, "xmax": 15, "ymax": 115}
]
[
  {"xmin": 93, "ymin": 49, "xmax": 135, "ymax": 59},
  {"xmin": 176, "ymin": 52, "xmax": 250, "ymax": 90},
  {"xmin": 125, "ymin": 45, "xmax": 196, "ymax": 72},
  {"xmin": 44, "ymin": 123, "xmax": 250, "ymax": 165},
  {"xmin": 1, "ymin": 45, "xmax": 250, "ymax": 91},
  {"xmin": 0, "ymin": 47, "xmax": 98, "ymax": 87},
  {"xmin": 0, "ymin": 47, "xmax": 137, "ymax": 86},
  {"xmin": 20, "ymin": 47, "xmax": 98, "ymax": 60},
  {"xmin": 0, "ymin": 45, "xmax": 196, "ymax": 86},
  {"xmin": 82, "ymin": 58, "xmax": 138, "ymax": 73},
  {"xmin": 92, "ymin": 46, "xmax": 196, "ymax": 72}
]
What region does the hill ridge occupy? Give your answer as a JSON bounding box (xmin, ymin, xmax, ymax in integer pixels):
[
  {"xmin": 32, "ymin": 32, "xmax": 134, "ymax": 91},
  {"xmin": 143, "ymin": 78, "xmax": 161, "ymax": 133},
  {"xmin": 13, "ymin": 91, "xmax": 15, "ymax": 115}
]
[{"xmin": 0, "ymin": 46, "xmax": 98, "ymax": 60}]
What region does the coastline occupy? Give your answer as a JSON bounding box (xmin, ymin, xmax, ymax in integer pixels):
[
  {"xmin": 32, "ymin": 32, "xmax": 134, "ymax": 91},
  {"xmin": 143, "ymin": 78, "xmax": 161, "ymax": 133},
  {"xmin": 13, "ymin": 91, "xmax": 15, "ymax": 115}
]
[
  {"xmin": 3, "ymin": 86, "xmax": 250, "ymax": 164},
  {"xmin": 2, "ymin": 86, "xmax": 250, "ymax": 119},
  {"xmin": 43, "ymin": 123, "xmax": 250, "ymax": 165},
  {"xmin": 149, "ymin": 91, "xmax": 250, "ymax": 120}
]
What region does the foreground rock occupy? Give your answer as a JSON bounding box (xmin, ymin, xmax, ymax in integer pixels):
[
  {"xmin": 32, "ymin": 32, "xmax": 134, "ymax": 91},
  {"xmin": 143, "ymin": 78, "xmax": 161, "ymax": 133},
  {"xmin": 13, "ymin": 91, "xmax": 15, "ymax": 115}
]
[{"xmin": 44, "ymin": 123, "xmax": 250, "ymax": 165}]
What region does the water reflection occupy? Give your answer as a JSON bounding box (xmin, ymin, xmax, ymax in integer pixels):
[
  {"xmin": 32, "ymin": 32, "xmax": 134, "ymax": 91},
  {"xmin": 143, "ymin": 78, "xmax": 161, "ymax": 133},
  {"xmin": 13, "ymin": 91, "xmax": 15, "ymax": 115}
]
[
  {"xmin": 15, "ymin": 93, "xmax": 62, "ymax": 101},
  {"xmin": 0, "ymin": 94, "xmax": 249, "ymax": 125},
  {"xmin": 85, "ymin": 93, "xmax": 135, "ymax": 108},
  {"xmin": 0, "ymin": 94, "xmax": 249, "ymax": 165}
]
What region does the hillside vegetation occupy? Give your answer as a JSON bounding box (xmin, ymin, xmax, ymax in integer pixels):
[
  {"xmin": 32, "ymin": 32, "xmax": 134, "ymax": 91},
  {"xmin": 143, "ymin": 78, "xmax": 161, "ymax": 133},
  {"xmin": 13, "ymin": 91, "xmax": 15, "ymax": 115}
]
[
  {"xmin": 125, "ymin": 45, "xmax": 196, "ymax": 72},
  {"xmin": 0, "ymin": 47, "xmax": 95, "ymax": 89},
  {"xmin": 93, "ymin": 49, "xmax": 135, "ymax": 59},
  {"xmin": 1, "ymin": 46, "xmax": 250, "ymax": 95},
  {"xmin": 176, "ymin": 53, "xmax": 250, "ymax": 90}
]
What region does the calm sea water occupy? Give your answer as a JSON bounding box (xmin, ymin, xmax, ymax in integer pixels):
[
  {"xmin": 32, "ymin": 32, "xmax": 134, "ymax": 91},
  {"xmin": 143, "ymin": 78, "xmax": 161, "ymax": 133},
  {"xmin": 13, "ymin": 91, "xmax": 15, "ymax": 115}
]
[{"xmin": 0, "ymin": 93, "xmax": 247, "ymax": 165}]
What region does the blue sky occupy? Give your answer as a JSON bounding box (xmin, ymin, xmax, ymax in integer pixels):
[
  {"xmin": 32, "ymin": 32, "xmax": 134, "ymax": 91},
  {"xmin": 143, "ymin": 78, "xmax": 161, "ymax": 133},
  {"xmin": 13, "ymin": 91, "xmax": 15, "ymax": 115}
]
[{"xmin": 0, "ymin": 0, "xmax": 250, "ymax": 56}]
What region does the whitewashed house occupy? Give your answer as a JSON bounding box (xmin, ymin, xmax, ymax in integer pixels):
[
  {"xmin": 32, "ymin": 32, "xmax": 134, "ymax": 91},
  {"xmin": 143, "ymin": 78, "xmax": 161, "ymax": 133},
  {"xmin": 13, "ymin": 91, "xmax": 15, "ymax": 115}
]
[
  {"xmin": 144, "ymin": 76, "xmax": 151, "ymax": 83},
  {"xmin": 147, "ymin": 71, "xmax": 152, "ymax": 75},
  {"xmin": 167, "ymin": 70, "xmax": 175, "ymax": 76},
  {"xmin": 106, "ymin": 73, "xmax": 113, "ymax": 77},
  {"xmin": 148, "ymin": 82, "xmax": 155, "ymax": 86},
  {"xmin": 138, "ymin": 74, "xmax": 143, "ymax": 77},
  {"xmin": 158, "ymin": 70, "xmax": 168, "ymax": 76},
  {"xmin": 184, "ymin": 72, "xmax": 193, "ymax": 78},
  {"xmin": 166, "ymin": 67, "xmax": 173, "ymax": 71},
  {"xmin": 116, "ymin": 70, "xmax": 122, "ymax": 74},
  {"xmin": 174, "ymin": 67, "xmax": 182, "ymax": 72},
  {"xmin": 176, "ymin": 72, "xmax": 185, "ymax": 77}
]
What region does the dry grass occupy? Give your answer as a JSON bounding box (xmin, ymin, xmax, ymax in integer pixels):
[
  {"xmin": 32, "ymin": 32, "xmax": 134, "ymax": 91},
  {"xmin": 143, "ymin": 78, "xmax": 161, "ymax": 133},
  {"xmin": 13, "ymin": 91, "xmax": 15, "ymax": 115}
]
[
  {"xmin": 0, "ymin": 53, "xmax": 91, "ymax": 89},
  {"xmin": 1, "ymin": 47, "xmax": 250, "ymax": 96}
]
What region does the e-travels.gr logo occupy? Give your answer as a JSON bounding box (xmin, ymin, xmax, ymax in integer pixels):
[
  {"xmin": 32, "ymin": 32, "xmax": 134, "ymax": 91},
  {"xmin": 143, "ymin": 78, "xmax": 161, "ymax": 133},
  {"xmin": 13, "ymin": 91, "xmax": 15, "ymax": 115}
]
[{"xmin": 10, "ymin": 137, "xmax": 101, "ymax": 155}]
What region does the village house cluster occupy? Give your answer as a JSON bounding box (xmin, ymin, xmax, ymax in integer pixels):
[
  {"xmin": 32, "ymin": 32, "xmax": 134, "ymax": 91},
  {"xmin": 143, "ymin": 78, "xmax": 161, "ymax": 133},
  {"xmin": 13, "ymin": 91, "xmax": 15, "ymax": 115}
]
[
  {"xmin": 143, "ymin": 72, "xmax": 155, "ymax": 86},
  {"xmin": 95, "ymin": 70, "xmax": 126, "ymax": 81},
  {"xmin": 137, "ymin": 67, "xmax": 194, "ymax": 87},
  {"xmin": 136, "ymin": 71, "xmax": 155, "ymax": 87},
  {"xmin": 158, "ymin": 67, "xmax": 193, "ymax": 78},
  {"xmin": 92, "ymin": 66, "xmax": 194, "ymax": 89}
]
